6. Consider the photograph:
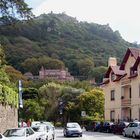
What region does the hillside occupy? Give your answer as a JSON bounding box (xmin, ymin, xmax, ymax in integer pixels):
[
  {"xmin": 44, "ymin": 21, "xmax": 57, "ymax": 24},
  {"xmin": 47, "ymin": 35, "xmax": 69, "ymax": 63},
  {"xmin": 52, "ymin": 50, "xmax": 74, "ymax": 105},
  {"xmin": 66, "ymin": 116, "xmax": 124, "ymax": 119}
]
[{"xmin": 0, "ymin": 12, "xmax": 137, "ymax": 80}]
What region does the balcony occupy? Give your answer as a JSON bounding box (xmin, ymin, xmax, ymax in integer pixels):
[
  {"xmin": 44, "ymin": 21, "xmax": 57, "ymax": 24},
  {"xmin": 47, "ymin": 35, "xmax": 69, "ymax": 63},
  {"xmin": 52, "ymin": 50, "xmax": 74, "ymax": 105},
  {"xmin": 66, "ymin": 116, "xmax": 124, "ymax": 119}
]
[{"xmin": 121, "ymin": 98, "xmax": 131, "ymax": 107}]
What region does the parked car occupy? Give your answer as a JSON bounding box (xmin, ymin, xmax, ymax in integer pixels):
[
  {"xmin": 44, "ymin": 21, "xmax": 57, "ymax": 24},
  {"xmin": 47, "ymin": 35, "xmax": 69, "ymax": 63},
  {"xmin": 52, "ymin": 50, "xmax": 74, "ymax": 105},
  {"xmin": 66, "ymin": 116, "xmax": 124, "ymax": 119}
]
[
  {"xmin": 32, "ymin": 121, "xmax": 55, "ymax": 138},
  {"xmin": 112, "ymin": 122, "xmax": 129, "ymax": 134},
  {"xmin": 0, "ymin": 133, "xmax": 9, "ymax": 140},
  {"xmin": 3, "ymin": 127, "xmax": 36, "ymax": 140},
  {"xmin": 63, "ymin": 122, "xmax": 82, "ymax": 137},
  {"xmin": 99, "ymin": 121, "xmax": 114, "ymax": 133},
  {"xmin": 122, "ymin": 122, "xmax": 140, "ymax": 138},
  {"xmin": 32, "ymin": 124, "xmax": 54, "ymax": 140},
  {"xmin": 85, "ymin": 121, "xmax": 100, "ymax": 131}
]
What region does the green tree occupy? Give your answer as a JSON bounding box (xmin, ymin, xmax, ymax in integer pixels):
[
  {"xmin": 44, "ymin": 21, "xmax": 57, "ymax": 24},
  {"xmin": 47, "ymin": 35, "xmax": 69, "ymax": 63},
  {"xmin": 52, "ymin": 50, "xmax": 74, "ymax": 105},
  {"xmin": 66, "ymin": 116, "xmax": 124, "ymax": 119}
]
[
  {"xmin": 77, "ymin": 59, "xmax": 94, "ymax": 80},
  {"xmin": 78, "ymin": 88, "xmax": 104, "ymax": 120},
  {"xmin": 20, "ymin": 99, "xmax": 45, "ymax": 121},
  {"xmin": 21, "ymin": 57, "xmax": 39, "ymax": 75},
  {"xmin": 4, "ymin": 65, "xmax": 27, "ymax": 83},
  {"xmin": 39, "ymin": 82, "xmax": 63, "ymax": 121},
  {"xmin": 0, "ymin": 47, "xmax": 18, "ymax": 107},
  {"xmin": 61, "ymin": 87, "xmax": 83, "ymax": 122},
  {"xmin": 21, "ymin": 56, "xmax": 65, "ymax": 75},
  {"xmin": 0, "ymin": 47, "xmax": 6, "ymax": 67},
  {"xmin": 89, "ymin": 66, "xmax": 107, "ymax": 83},
  {"xmin": 22, "ymin": 87, "xmax": 38, "ymax": 99}
]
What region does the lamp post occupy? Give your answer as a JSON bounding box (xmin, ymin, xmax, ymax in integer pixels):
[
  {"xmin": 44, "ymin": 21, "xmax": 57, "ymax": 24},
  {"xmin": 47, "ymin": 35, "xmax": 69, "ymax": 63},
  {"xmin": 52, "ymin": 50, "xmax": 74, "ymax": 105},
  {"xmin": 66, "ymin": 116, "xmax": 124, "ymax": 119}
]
[{"xmin": 58, "ymin": 97, "xmax": 64, "ymax": 125}]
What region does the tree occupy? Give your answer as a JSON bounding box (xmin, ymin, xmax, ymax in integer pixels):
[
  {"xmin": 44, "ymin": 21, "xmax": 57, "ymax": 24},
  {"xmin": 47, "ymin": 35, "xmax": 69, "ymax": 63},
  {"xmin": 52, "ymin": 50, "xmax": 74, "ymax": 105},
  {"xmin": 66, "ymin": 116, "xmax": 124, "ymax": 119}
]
[
  {"xmin": 0, "ymin": 47, "xmax": 6, "ymax": 67},
  {"xmin": 21, "ymin": 57, "xmax": 39, "ymax": 75},
  {"xmin": 21, "ymin": 56, "xmax": 65, "ymax": 75},
  {"xmin": 0, "ymin": 0, "xmax": 34, "ymax": 23},
  {"xmin": 78, "ymin": 88, "xmax": 104, "ymax": 120},
  {"xmin": 22, "ymin": 87, "xmax": 38, "ymax": 99},
  {"xmin": 20, "ymin": 99, "xmax": 45, "ymax": 121},
  {"xmin": 4, "ymin": 65, "xmax": 27, "ymax": 83},
  {"xmin": 89, "ymin": 66, "xmax": 107, "ymax": 84},
  {"xmin": 61, "ymin": 87, "xmax": 83, "ymax": 122},
  {"xmin": 39, "ymin": 82, "xmax": 63, "ymax": 121},
  {"xmin": 77, "ymin": 59, "xmax": 94, "ymax": 80}
]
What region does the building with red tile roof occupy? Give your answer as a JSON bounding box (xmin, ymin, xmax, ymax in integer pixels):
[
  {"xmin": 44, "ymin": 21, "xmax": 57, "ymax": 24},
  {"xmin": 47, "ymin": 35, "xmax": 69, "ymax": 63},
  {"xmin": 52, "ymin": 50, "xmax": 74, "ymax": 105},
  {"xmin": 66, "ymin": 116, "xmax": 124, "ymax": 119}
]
[{"xmin": 102, "ymin": 48, "xmax": 140, "ymax": 122}]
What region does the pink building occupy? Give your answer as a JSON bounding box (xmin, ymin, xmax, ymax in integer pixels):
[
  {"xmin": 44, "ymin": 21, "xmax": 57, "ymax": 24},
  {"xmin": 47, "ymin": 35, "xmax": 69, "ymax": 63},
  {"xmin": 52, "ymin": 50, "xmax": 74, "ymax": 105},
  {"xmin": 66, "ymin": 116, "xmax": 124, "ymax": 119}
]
[{"xmin": 39, "ymin": 67, "xmax": 74, "ymax": 81}]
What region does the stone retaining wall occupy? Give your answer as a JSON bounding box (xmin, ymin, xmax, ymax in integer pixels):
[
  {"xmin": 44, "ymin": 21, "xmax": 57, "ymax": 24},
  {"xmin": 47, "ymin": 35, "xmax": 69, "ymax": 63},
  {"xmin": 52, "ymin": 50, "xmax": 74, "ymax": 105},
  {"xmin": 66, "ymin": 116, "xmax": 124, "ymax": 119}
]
[{"xmin": 0, "ymin": 104, "xmax": 18, "ymax": 133}]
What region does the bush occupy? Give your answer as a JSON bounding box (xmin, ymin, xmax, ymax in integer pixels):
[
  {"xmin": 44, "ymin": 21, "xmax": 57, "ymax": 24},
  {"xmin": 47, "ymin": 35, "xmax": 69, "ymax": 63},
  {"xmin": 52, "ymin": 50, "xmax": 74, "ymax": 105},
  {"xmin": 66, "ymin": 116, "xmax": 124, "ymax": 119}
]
[{"xmin": 55, "ymin": 122, "xmax": 63, "ymax": 127}]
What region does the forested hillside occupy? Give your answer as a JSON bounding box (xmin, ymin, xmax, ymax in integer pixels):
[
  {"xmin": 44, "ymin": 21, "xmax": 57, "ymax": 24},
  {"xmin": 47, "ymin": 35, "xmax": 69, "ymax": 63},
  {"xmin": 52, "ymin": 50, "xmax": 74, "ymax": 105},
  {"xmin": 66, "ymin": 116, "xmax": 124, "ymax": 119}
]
[{"xmin": 0, "ymin": 12, "xmax": 137, "ymax": 80}]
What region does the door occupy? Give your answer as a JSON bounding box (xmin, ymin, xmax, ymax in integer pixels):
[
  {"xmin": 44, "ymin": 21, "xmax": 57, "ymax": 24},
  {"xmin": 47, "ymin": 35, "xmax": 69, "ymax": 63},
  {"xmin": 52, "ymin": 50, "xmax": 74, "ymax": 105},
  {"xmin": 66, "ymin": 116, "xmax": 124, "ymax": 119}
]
[
  {"xmin": 26, "ymin": 128, "xmax": 36, "ymax": 140},
  {"xmin": 125, "ymin": 123, "xmax": 133, "ymax": 136},
  {"xmin": 46, "ymin": 125, "xmax": 53, "ymax": 140}
]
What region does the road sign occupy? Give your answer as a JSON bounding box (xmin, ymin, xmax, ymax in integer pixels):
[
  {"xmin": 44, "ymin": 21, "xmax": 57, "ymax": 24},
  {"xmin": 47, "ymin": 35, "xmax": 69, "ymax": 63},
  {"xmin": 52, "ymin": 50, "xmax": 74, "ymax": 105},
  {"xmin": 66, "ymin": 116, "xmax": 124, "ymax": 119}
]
[{"xmin": 81, "ymin": 111, "xmax": 86, "ymax": 117}]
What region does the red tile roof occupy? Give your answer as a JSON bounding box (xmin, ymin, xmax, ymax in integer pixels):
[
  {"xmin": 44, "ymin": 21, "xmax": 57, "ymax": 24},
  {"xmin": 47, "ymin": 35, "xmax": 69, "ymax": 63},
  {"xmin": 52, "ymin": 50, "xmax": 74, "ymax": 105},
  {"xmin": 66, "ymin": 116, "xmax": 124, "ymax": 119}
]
[
  {"xmin": 111, "ymin": 66, "xmax": 126, "ymax": 75},
  {"xmin": 129, "ymin": 48, "xmax": 140, "ymax": 59},
  {"xmin": 104, "ymin": 66, "xmax": 126, "ymax": 78}
]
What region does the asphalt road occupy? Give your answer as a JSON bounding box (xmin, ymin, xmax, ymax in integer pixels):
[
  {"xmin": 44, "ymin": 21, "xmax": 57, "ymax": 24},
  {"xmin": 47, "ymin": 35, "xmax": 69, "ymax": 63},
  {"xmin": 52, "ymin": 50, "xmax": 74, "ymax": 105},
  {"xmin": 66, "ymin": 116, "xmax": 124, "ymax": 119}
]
[{"xmin": 55, "ymin": 128, "xmax": 135, "ymax": 140}]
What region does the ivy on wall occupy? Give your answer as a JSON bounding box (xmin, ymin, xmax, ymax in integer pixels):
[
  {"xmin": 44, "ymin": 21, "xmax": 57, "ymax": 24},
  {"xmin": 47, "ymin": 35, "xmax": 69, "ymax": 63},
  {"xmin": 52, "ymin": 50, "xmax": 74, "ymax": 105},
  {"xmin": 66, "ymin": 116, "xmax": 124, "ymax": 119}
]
[
  {"xmin": 0, "ymin": 84, "xmax": 18, "ymax": 107},
  {"xmin": 0, "ymin": 48, "xmax": 18, "ymax": 108}
]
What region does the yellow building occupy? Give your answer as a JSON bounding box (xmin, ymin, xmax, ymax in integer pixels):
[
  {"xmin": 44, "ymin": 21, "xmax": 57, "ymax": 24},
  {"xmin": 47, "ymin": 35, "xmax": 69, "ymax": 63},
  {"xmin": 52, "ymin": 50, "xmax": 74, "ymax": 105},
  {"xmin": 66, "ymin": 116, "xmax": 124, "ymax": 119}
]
[{"xmin": 102, "ymin": 48, "xmax": 140, "ymax": 122}]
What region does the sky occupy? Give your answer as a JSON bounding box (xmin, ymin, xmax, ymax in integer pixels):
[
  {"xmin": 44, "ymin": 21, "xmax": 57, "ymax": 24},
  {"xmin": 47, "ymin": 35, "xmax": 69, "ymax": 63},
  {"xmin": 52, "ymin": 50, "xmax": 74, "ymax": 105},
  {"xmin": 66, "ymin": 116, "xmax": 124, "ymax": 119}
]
[{"xmin": 25, "ymin": 0, "xmax": 140, "ymax": 44}]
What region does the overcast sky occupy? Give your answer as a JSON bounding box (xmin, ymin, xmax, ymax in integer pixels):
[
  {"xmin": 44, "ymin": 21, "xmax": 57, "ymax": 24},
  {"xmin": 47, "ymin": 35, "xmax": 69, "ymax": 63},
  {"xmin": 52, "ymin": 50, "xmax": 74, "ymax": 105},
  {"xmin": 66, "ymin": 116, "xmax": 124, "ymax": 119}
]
[{"xmin": 25, "ymin": 0, "xmax": 140, "ymax": 44}]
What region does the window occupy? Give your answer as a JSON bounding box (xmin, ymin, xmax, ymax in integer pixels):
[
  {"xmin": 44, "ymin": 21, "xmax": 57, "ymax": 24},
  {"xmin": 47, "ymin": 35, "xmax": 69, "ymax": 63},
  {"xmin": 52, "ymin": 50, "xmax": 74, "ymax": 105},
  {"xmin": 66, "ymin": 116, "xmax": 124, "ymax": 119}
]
[
  {"xmin": 111, "ymin": 72, "xmax": 115, "ymax": 81},
  {"xmin": 111, "ymin": 90, "xmax": 115, "ymax": 100},
  {"xmin": 131, "ymin": 123, "xmax": 138, "ymax": 127},
  {"xmin": 129, "ymin": 87, "xmax": 131, "ymax": 98},
  {"xmin": 28, "ymin": 128, "xmax": 34, "ymax": 135},
  {"xmin": 110, "ymin": 110, "xmax": 115, "ymax": 122},
  {"xmin": 130, "ymin": 67, "xmax": 134, "ymax": 76}
]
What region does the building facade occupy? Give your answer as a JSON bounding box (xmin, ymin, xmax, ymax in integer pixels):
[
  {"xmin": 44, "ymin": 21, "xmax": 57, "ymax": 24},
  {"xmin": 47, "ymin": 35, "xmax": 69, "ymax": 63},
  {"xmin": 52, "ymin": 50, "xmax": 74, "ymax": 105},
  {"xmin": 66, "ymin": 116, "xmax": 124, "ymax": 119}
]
[
  {"xmin": 102, "ymin": 48, "xmax": 140, "ymax": 122},
  {"xmin": 39, "ymin": 67, "xmax": 74, "ymax": 81}
]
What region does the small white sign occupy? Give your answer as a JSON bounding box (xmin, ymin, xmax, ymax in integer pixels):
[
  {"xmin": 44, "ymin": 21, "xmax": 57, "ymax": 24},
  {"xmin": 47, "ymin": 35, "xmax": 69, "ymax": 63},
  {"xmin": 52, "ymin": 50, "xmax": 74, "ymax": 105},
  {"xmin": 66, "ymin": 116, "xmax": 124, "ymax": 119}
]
[{"xmin": 81, "ymin": 111, "xmax": 86, "ymax": 117}]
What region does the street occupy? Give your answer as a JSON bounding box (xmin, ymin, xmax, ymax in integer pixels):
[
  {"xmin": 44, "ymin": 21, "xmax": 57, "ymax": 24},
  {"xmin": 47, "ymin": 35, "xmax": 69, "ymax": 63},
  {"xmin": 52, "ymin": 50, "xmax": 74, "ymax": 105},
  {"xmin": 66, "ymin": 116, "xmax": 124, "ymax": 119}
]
[{"xmin": 55, "ymin": 128, "xmax": 135, "ymax": 140}]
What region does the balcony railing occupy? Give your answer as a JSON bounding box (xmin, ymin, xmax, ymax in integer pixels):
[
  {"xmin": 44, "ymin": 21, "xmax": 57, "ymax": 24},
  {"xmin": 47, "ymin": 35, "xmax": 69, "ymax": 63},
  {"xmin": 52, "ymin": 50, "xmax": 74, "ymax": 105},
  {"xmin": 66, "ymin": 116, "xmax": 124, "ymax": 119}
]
[{"xmin": 121, "ymin": 98, "xmax": 131, "ymax": 107}]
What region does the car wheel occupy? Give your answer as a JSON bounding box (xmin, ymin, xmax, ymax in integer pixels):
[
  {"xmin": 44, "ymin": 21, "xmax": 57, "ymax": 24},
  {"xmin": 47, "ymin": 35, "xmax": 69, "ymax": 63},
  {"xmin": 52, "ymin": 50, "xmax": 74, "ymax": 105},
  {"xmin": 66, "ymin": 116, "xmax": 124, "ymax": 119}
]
[
  {"xmin": 122, "ymin": 131, "xmax": 126, "ymax": 137},
  {"xmin": 132, "ymin": 132, "xmax": 136, "ymax": 138},
  {"xmin": 52, "ymin": 134, "xmax": 54, "ymax": 140},
  {"xmin": 80, "ymin": 134, "xmax": 82, "ymax": 137}
]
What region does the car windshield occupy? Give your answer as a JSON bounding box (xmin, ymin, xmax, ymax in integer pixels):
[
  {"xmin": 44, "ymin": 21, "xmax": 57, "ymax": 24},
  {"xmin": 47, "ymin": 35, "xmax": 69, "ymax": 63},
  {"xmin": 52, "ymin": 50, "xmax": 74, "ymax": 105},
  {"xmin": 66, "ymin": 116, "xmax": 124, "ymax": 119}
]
[
  {"xmin": 3, "ymin": 129, "xmax": 25, "ymax": 137},
  {"xmin": 67, "ymin": 123, "xmax": 80, "ymax": 128},
  {"xmin": 32, "ymin": 126, "xmax": 45, "ymax": 132}
]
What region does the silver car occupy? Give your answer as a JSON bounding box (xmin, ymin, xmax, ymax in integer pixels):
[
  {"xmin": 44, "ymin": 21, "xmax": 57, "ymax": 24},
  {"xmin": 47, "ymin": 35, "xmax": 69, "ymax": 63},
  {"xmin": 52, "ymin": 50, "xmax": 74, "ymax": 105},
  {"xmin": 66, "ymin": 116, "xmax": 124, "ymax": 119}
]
[
  {"xmin": 3, "ymin": 127, "xmax": 36, "ymax": 140},
  {"xmin": 122, "ymin": 121, "xmax": 140, "ymax": 138},
  {"xmin": 63, "ymin": 122, "xmax": 82, "ymax": 137},
  {"xmin": 32, "ymin": 124, "xmax": 54, "ymax": 140},
  {"xmin": 0, "ymin": 133, "xmax": 9, "ymax": 140}
]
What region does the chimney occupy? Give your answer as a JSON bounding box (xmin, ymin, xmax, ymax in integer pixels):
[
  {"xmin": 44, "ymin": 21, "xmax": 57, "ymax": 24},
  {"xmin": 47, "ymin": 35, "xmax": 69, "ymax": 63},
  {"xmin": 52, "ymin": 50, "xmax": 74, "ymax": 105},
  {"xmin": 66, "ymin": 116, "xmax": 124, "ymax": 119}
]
[{"xmin": 108, "ymin": 57, "xmax": 117, "ymax": 67}]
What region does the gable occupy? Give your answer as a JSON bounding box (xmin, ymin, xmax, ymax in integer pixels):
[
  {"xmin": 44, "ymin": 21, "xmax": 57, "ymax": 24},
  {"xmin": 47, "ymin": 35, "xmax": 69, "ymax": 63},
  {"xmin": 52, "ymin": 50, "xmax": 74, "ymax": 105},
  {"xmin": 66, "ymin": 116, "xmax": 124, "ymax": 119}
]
[{"xmin": 120, "ymin": 48, "xmax": 140, "ymax": 70}]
